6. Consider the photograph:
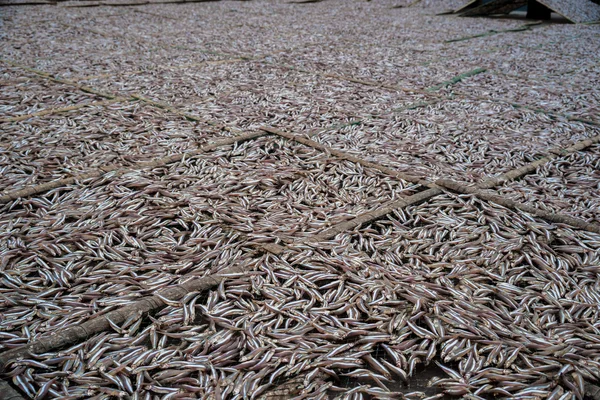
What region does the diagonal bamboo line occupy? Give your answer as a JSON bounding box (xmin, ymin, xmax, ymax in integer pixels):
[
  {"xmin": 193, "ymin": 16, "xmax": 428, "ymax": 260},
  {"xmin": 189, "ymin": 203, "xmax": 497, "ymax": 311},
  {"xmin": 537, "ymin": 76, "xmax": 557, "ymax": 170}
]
[
  {"xmin": 445, "ymin": 22, "xmax": 543, "ymax": 43},
  {"xmin": 0, "ymin": 59, "xmax": 237, "ymax": 135},
  {"xmin": 0, "ymin": 379, "xmax": 25, "ymax": 400},
  {"xmin": 266, "ymin": 61, "xmax": 600, "ymax": 128},
  {"xmin": 0, "ymin": 119, "xmax": 368, "ymax": 203},
  {"xmin": 0, "ymin": 98, "xmax": 127, "ymax": 123},
  {"xmin": 0, "ymin": 59, "xmax": 236, "ymax": 129},
  {"xmin": 130, "ymin": 94, "xmax": 217, "ymax": 125},
  {"xmin": 0, "ymin": 131, "xmax": 267, "ymax": 203},
  {"xmin": 1, "ymin": 59, "xmax": 124, "ymax": 100},
  {"xmin": 436, "ymin": 179, "xmax": 600, "ymax": 234},
  {"xmin": 477, "ymin": 135, "xmax": 600, "ymax": 189},
  {"xmin": 306, "ymin": 187, "xmax": 443, "ymax": 242},
  {"xmin": 0, "ymin": 245, "xmax": 280, "ymax": 373},
  {"xmin": 0, "ymin": 0, "xmax": 54, "ymax": 5},
  {"xmin": 68, "ymin": 57, "xmax": 246, "ymax": 83},
  {"xmin": 260, "ymin": 126, "xmax": 425, "ymax": 185},
  {"xmin": 426, "ymin": 67, "xmax": 487, "ymax": 91},
  {"xmin": 262, "ymin": 126, "xmax": 600, "ymax": 237}
]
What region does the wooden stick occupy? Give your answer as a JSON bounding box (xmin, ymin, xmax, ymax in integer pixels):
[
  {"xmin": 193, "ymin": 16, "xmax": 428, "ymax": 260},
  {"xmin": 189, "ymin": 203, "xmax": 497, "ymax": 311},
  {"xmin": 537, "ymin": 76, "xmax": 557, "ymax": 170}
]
[
  {"xmin": 0, "ymin": 59, "xmax": 122, "ymax": 100},
  {"xmin": 131, "ymin": 94, "xmax": 216, "ymax": 125},
  {"xmin": 445, "ymin": 23, "xmax": 541, "ymax": 43},
  {"xmin": 426, "ymin": 67, "xmax": 487, "ymax": 91},
  {"xmin": 436, "ymin": 179, "xmax": 600, "ymax": 234},
  {"xmin": 0, "ymin": 98, "xmax": 126, "ymax": 123},
  {"xmin": 478, "ymin": 134, "xmax": 600, "ymax": 189},
  {"xmin": 0, "ymin": 0, "xmax": 54, "ymax": 6},
  {"xmin": 0, "ymin": 379, "xmax": 25, "ymax": 400},
  {"xmin": 260, "ymin": 126, "xmax": 425, "ymax": 185},
  {"xmin": 0, "ymin": 260, "xmax": 252, "ymax": 372},
  {"xmin": 0, "ymin": 131, "xmax": 268, "ymax": 203},
  {"xmin": 304, "ymin": 188, "xmax": 442, "ymax": 243}
]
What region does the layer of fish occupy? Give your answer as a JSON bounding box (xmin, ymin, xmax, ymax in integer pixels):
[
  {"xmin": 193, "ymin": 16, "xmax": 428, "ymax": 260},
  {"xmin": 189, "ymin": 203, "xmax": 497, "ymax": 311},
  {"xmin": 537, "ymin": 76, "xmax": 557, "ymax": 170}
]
[
  {"xmin": 75, "ymin": 61, "xmax": 429, "ymax": 133},
  {"xmin": 5, "ymin": 194, "xmax": 600, "ymax": 399},
  {"xmin": 0, "ymin": 101, "xmax": 230, "ymax": 193},
  {"xmin": 307, "ymin": 98, "xmax": 600, "ymax": 183},
  {"xmin": 0, "ymin": 136, "xmax": 415, "ymax": 342},
  {"xmin": 495, "ymin": 144, "xmax": 600, "ymax": 223},
  {"xmin": 0, "ymin": 67, "xmax": 106, "ymax": 118}
]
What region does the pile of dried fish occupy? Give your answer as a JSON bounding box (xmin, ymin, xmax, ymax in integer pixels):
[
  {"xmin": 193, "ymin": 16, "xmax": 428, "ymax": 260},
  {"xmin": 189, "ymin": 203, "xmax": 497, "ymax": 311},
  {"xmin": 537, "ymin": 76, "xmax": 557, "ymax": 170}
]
[
  {"xmin": 0, "ymin": 136, "xmax": 417, "ymax": 344},
  {"xmin": 0, "ymin": 101, "xmax": 226, "ymax": 192},
  {"xmin": 2, "ymin": 0, "xmax": 600, "ymax": 398},
  {"xmin": 4, "ymin": 194, "xmax": 600, "ymax": 399}
]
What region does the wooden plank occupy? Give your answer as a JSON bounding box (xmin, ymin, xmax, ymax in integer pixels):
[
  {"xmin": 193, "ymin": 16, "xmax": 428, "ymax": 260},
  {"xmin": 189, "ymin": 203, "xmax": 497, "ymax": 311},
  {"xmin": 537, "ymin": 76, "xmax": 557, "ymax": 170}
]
[
  {"xmin": 454, "ymin": 0, "xmax": 482, "ymax": 13},
  {"xmin": 537, "ymin": 0, "xmax": 600, "ymax": 23},
  {"xmin": 436, "ymin": 179, "xmax": 600, "ymax": 234},
  {"xmin": 460, "ymin": 0, "xmax": 527, "ymax": 16},
  {"xmin": 61, "ymin": 0, "xmax": 219, "ymax": 6},
  {"xmin": 0, "ymin": 379, "xmax": 24, "ymax": 400},
  {"xmin": 0, "ymin": 0, "xmax": 53, "ymax": 5}
]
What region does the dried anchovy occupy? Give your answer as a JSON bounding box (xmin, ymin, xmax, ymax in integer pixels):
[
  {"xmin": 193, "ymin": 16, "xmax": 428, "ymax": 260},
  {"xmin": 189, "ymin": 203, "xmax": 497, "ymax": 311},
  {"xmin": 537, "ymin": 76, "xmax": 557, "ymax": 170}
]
[
  {"xmin": 0, "ymin": 136, "xmax": 416, "ymax": 342},
  {"xmin": 1, "ymin": 1, "xmax": 599, "ymax": 399},
  {"xmin": 6, "ymin": 197, "xmax": 600, "ymax": 398}
]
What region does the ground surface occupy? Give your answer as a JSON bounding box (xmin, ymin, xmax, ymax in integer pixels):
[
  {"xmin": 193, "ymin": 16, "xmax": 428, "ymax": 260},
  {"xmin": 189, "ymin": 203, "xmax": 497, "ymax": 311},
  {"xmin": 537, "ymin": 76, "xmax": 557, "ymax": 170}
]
[{"xmin": 1, "ymin": 0, "xmax": 600, "ymax": 399}]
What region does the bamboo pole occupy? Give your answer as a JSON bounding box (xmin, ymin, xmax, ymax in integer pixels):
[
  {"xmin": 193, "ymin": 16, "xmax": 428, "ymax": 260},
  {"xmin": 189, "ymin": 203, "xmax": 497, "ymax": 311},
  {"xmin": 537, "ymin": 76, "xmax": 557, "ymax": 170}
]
[
  {"xmin": 0, "ymin": 379, "xmax": 25, "ymax": 400},
  {"xmin": 0, "ymin": 98, "xmax": 126, "ymax": 123},
  {"xmin": 263, "ymin": 126, "xmax": 600, "ymax": 235},
  {"xmin": 0, "ymin": 59, "xmax": 122, "ymax": 100},
  {"xmin": 0, "ymin": 131, "xmax": 268, "ymax": 203},
  {"xmin": 260, "ymin": 127, "xmax": 424, "ymax": 185},
  {"xmin": 426, "ymin": 67, "xmax": 487, "ymax": 91},
  {"xmin": 0, "ymin": 261, "xmax": 250, "ymax": 372},
  {"xmin": 436, "ymin": 179, "xmax": 600, "ymax": 234},
  {"xmin": 304, "ymin": 187, "xmax": 443, "ymax": 243},
  {"xmin": 478, "ymin": 135, "xmax": 600, "ymax": 189}
]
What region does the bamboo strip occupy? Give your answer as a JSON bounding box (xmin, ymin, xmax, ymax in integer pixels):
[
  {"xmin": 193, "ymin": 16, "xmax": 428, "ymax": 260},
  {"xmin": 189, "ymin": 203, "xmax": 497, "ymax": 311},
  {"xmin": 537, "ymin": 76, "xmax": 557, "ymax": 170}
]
[
  {"xmin": 305, "ymin": 188, "xmax": 443, "ymax": 243},
  {"xmin": 478, "ymin": 135, "xmax": 600, "ymax": 189},
  {"xmin": 0, "ymin": 131, "xmax": 268, "ymax": 203},
  {"xmin": 260, "ymin": 127, "xmax": 425, "ymax": 185},
  {"xmin": 130, "ymin": 94, "xmax": 215, "ymax": 125},
  {"xmin": 445, "ymin": 22, "xmax": 541, "ymax": 43},
  {"xmin": 436, "ymin": 179, "xmax": 600, "ymax": 234},
  {"xmin": 0, "ymin": 59, "xmax": 122, "ymax": 100},
  {"xmin": 0, "ymin": 260, "xmax": 255, "ymax": 372},
  {"xmin": 0, "ymin": 379, "xmax": 25, "ymax": 400},
  {"xmin": 426, "ymin": 67, "xmax": 487, "ymax": 91},
  {"xmin": 0, "ymin": 98, "xmax": 127, "ymax": 123},
  {"xmin": 0, "ymin": 0, "xmax": 53, "ymax": 6}
]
